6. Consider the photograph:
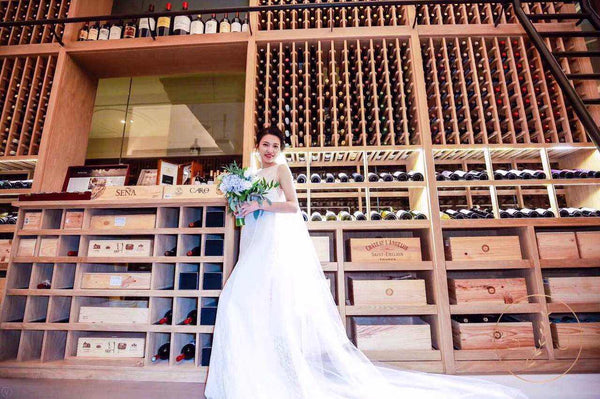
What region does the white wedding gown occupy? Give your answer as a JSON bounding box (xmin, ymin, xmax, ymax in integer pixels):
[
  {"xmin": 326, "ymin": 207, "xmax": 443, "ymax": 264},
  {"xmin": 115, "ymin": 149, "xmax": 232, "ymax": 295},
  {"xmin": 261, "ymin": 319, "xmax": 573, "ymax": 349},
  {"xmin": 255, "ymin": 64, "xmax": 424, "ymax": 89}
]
[{"xmin": 204, "ymin": 165, "xmax": 528, "ymax": 399}]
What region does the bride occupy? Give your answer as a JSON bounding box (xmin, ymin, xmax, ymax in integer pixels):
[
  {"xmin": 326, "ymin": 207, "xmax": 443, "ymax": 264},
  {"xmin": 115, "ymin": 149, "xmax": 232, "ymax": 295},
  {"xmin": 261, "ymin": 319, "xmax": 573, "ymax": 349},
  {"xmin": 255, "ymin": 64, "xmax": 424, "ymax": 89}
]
[{"xmin": 204, "ymin": 126, "xmax": 527, "ymax": 399}]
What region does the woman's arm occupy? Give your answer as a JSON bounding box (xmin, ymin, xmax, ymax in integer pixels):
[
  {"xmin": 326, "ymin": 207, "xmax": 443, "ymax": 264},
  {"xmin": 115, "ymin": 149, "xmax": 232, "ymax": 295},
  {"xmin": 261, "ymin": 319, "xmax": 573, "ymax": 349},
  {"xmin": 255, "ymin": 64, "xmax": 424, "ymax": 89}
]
[{"xmin": 236, "ymin": 164, "xmax": 299, "ymax": 217}]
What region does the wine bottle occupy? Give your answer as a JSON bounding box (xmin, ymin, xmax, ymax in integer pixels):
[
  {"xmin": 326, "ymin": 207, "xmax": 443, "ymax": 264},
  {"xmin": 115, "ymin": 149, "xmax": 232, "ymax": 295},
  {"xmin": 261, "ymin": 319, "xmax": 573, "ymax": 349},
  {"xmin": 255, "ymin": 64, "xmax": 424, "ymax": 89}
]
[
  {"xmin": 450, "ymin": 170, "xmax": 467, "ymax": 180},
  {"xmin": 231, "ymin": 12, "xmax": 242, "ymax": 32},
  {"xmin": 379, "ymin": 172, "xmax": 393, "ymax": 182},
  {"xmin": 551, "ymin": 169, "xmax": 574, "ymax": 179},
  {"xmin": 98, "ymin": 22, "xmax": 110, "ymax": 40},
  {"xmin": 410, "ymin": 210, "xmax": 427, "ymax": 220},
  {"xmin": 580, "ymin": 207, "xmax": 600, "ymax": 217},
  {"xmin": 219, "ymin": 13, "xmax": 231, "ymax": 33},
  {"xmin": 187, "ymin": 246, "xmax": 200, "ymax": 256},
  {"xmin": 37, "ymin": 279, "xmax": 51, "ymax": 289},
  {"xmin": 444, "ymin": 209, "xmax": 465, "ymax": 219},
  {"xmin": 310, "ymin": 173, "xmax": 322, "ymax": 183},
  {"xmin": 494, "ymin": 169, "xmax": 517, "ymax": 180},
  {"xmin": 381, "ymin": 210, "xmax": 397, "ymax": 220},
  {"xmin": 205, "ymin": 13, "xmax": 218, "ymax": 33},
  {"xmin": 138, "ymin": 4, "xmax": 156, "ymax": 37},
  {"xmin": 338, "ymin": 211, "xmax": 353, "ymax": 221},
  {"xmin": 296, "ymin": 174, "xmax": 307, "ymax": 184},
  {"xmin": 87, "ymin": 21, "xmax": 99, "ymax": 40},
  {"xmin": 310, "ymin": 212, "xmax": 323, "ymax": 221},
  {"xmin": 351, "ymin": 172, "xmax": 364, "ymax": 182},
  {"xmin": 152, "ymin": 343, "xmax": 170, "ymax": 362},
  {"xmin": 395, "ymin": 210, "xmax": 413, "ymax": 220},
  {"xmin": 535, "ymin": 208, "xmax": 554, "ymax": 218},
  {"xmin": 123, "ymin": 20, "xmax": 137, "ymax": 38},
  {"xmin": 157, "ymin": 3, "xmax": 172, "ymax": 36},
  {"xmin": 522, "ymin": 169, "xmax": 546, "ymax": 179},
  {"xmin": 407, "ymin": 171, "xmax": 424, "ymax": 181},
  {"xmin": 370, "ymin": 210, "xmax": 382, "ymax": 220},
  {"xmin": 182, "ymin": 309, "xmax": 197, "ymax": 325},
  {"xmin": 164, "ymin": 247, "xmax": 177, "ymax": 256},
  {"xmin": 510, "ymin": 169, "xmax": 532, "ymax": 179},
  {"xmin": 190, "ymin": 14, "xmax": 204, "ymax": 34},
  {"xmin": 338, "ymin": 172, "xmax": 349, "ymax": 182},
  {"xmin": 109, "ymin": 20, "xmax": 123, "ymax": 40},
  {"xmin": 67, "ymin": 250, "xmax": 78, "ymax": 256},
  {"xmin": 157, "ymin": 309, "xmax": 172, "ymax": 325},
  {"xmin": 78, "ymin": 23, "xmax": 89, "ymax": 41},
  {"xmin": 241, "ymin": 14, "xmax": 250, "ymax": 32},
  {"xmin": 188, "ymin": 219, "xmax": 202, "ymax": 227},
  {"xmin": 368, "ymin": 172, "xmax": 379, "ymax": 182},
  {"xmin": 325, "ymin": 211, "xmax": 338, "ymax": 221},
  {"xmin": 521, "ymin": 208, "xmax": 539, "ymax": 218},
  {"xmin": 459, "ymin": 209, "xmax": 480, "ymax": 219},
  {"xmin": 505, "ymin": 208, "xmax": 524, "ymax": 218},
  {"xmin": 325, "ymin": 173, "xmax": 335, "ymax": 183},
  {"xmin": 173, "ymin": 2, "xmax": 191, "ymax": 35},
  {"xmin": 393, "ymin": 171, "xmax": 408, "ymax": 181},
  {"xmin": 353, "ymin": 211, "xmax": 367, "ymax": 221},
  {"xmin": 176, "ymin": 341, "xmax": 195, "ymax": 362}
]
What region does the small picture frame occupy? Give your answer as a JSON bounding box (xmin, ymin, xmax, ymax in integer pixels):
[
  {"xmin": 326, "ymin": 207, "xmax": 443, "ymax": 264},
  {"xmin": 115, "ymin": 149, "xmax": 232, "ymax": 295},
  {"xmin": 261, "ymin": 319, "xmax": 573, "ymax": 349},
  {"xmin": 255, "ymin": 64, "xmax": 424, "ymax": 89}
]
[{"xmin": 63, "ymin": 164, "xmax": 130, "ymax": 193}]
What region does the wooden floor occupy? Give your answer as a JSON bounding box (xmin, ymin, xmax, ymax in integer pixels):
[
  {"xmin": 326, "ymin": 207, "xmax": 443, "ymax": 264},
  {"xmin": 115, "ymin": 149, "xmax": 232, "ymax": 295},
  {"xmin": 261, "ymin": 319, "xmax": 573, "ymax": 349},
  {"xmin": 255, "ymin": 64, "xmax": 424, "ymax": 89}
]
[{"xmin": 1, "ymin": 375, "xmax": 599, "ymax": 399}]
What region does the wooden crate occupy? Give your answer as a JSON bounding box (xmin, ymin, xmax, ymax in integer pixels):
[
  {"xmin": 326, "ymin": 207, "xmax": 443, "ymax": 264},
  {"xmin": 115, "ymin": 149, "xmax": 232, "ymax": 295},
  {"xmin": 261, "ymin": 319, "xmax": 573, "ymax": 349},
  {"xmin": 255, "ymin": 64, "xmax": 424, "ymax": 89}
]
[
  {"xmin": 348, "ymin": 278, "xmax": 427, "ymax": 305},
  {"xmin": 64, "ymin": 210, "xmax": 84, "ymax": 229},
  {"xmin": 575, "ymin": 232, "xmax": 600, "ymax": 259},
  {"xmin": 76, "ymin": 337, "xmax": 145, "ymax": 358},
  {"xmin": 451, "ymin": 320, "xmax": 535, "ymax": 350},
  {"xmin": 87, "ymin": 239, "xmax": 153, "ymax": 257},
  {"xmin": 310, "ymin": 236, "xmax": 331, "ymax": 262},
  {"xmin": 90, "ymin": 214, "xmax": 156, "ymax": 230},
  {"xmin": 544, "ymin": 277, "xmax": 600, "ymax": 303},
  {"xmin": 39, "ymin": 237, "xmax": 59, "ymax": 257},
  {"xmin": 17, "ymin": 238, "xmax": 36, "ymax": 257},
  {"xmin": 448, "ymin": 278, "xmax": 528, "ymax": 304},
  {"xmin": 79, "ymin": 303, "xmax": 149, "ymax": 324},
  {"xmin": 536, "ymin": 232, "xmax": 579, "ymax": 260},
  {"xmin": 349, "ymin": 237, "xmax": 422, "ymax": 262},
  {"xmin": 81, "ymin": 273, "xmax": 151, "ymax": 290},
  {"xmin": 551, "ymin": 322, "xmax": 600, "ymax": 351},
  {"xmin": 22, "ymin": 211, "xmax": 42, "ymax": 230},
  {"xmin": 353, "ymin": 316, "xmax": 432, "ymax": 351},
  {"xmin": 445, "ymin": 236, "xmax": 521, "ymax": 261},
  {"xmin": 0, "ymin": 239, "xmax": 12, "ymax": 263}
]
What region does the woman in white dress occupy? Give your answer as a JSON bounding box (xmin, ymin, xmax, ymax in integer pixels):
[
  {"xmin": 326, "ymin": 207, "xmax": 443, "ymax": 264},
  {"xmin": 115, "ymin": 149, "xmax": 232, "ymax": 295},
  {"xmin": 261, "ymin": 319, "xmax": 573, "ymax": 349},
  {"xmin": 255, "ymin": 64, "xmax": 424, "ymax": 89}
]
[{"xmin": 204, "ymin": 126, "xmax": 528, "ymax": 399}]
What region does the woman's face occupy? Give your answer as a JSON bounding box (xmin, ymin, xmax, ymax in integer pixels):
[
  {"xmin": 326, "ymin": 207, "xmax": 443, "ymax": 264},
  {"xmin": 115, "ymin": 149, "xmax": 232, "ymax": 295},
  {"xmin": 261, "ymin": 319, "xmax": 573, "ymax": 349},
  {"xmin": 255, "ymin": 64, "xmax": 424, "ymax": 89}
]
[{"xmin": 257, "ymin": 134, "xmax": 281, "ymax": 166}]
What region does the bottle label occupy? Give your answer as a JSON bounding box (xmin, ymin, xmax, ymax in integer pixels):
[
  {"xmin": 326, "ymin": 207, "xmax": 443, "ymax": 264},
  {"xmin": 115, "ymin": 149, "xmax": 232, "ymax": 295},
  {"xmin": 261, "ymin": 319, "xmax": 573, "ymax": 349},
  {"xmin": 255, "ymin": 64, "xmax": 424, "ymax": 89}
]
[
  {"xmin": 157, "ymin": 16, "xmax": 171, "ymax": 29},
  {"xmin": 124, "ymin": 26, "xmax": 136, "ymax": 38},
  {"xmin": 79, "ymin": 29, "xmax": 88, "ymax": 40},
  {"xmin": 173, "ymin": 15, "xmax": 190, "ymax": 32},
  {"xmin": 98, "ymin": 28, "xmax": 109, "ymax": 40},
  {"xmin": 220, "ymin": 21, "xmax": 230, "ymax": 32},
  {"xmin": 139, "ymin": 17, "xmax": 156, "ymax": 31},
  {"xmin": 231, "ymin": 22, "xmax": 241, "ymax": 32},
  {"xmin": 205, "ymin": 20, "xmax": 218, "ymax": 33},
  {"xmin": 241, "ymin": 23, "xmax": 249, "ymax": 32},
  {"xmin": 109, "ymin": 26, "xmax": 122, "ymax": 40},
  {"xmin": 190, "ymin": 20, "xmax": 204, "ymax": 34}
]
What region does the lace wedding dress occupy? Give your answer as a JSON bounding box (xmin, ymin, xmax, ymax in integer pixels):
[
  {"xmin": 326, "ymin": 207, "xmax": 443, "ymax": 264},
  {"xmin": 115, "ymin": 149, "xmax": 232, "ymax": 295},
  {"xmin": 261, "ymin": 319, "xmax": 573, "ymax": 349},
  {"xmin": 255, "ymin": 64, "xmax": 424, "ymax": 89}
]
[{"xmin": 204, "ymin": 163, "xmax": 528, "ymax": 399}]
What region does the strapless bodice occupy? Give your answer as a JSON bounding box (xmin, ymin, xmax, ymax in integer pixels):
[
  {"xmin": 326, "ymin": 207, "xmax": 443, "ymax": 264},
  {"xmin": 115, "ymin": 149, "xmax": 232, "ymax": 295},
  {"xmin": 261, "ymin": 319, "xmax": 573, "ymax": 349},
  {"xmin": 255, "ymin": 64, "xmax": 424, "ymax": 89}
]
[{"xmin": 257, "ymin": 165, "xmax": 286, "ymax": 203}]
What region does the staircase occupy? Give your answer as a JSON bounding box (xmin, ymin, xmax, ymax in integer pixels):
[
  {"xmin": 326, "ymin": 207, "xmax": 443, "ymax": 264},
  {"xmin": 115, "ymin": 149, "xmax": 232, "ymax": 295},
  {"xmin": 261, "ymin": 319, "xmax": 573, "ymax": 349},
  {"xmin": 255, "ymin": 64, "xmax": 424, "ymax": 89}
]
[{"xmin": 512, "ymin": 0, "xmax": 600, "ymax": 147}]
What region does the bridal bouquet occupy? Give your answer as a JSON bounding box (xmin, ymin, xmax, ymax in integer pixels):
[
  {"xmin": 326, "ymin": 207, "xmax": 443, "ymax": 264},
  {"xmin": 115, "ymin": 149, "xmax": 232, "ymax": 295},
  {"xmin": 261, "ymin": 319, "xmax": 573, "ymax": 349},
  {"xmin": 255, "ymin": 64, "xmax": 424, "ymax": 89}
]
[{"xmin": 217, "ymin": 161, "xmax": 280, "ymax": 227}]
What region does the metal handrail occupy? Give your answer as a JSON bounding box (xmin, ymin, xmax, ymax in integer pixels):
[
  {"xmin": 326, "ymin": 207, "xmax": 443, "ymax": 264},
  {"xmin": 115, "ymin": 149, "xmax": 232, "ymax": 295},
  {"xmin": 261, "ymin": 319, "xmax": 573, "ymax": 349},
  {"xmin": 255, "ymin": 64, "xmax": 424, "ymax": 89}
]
[{"xmin": 512, "ymin": 0, "xmax": 600, "ymax": 149}]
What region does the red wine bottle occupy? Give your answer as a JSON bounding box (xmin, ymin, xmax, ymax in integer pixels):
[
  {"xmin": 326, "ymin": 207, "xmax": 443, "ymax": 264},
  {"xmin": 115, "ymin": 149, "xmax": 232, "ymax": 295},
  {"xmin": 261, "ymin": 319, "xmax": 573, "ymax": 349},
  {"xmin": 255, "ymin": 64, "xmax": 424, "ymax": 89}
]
[
  {"xmin": 67, "ymin": 250, "xmax": 78, "ymax": 256},
  {"xmin": 182, "ymin": 309, "xmax": 197, "ymax": 325},
  {"xmin": 164, "ymin": 247, "xmax": 176, "ymax": 256},
  {"xmin": 186, "ymin": 246, "xmax": 200, "ymax": 256},
  {"xmin": 188, "ymin": 220, "xmax": 202, "ymax": 228},
  {"xmin": 37, "ymin": 279, "xmax": 51, "ymax": 289},
  {"xmin": 151, "ymin": 343, "xmax": 170, "ymax": 362},
  {"xmin": 157, "ymin": 309, "xmax": 172, "ymax": 325},
  {"xmin": 157, "ymin": 3, "xmax": 172, "ymax": 36},
  {"xmin": 176, "ymin": 341, "xmax": 195, "ymax": 362}
]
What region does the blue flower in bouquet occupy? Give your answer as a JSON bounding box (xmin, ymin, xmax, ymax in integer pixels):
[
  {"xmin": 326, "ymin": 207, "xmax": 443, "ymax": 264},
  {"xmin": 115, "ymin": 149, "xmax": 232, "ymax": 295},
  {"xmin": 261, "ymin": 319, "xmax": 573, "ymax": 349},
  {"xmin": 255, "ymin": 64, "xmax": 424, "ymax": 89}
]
[{"xmin": 219, "ymin": 173, "xmax": 253, "ymax": 195}]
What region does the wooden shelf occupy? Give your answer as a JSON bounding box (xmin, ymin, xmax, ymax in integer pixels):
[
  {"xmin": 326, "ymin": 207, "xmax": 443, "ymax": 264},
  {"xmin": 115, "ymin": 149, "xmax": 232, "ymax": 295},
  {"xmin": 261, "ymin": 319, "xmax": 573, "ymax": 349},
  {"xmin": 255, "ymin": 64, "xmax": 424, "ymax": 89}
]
[
  {"xmin": 321, "ymin": 262, "xmax": 338, "ymax": 271},
  {"xmin": 441, "ymin": 218, "xmax": 600, "ymax": 228},
  {"xmin": 450, "ymin": 303, "xmax": 543, "ymax": 314},
  {"xmin": 540, "ymin": 258, "xmax": 600, "ymax": 268},
  {"xmin": 296, "ymin": 181, "xmax": 426, "ymax": 190},
  {"xmin": 17, "ymin": 227, "xmax": 227, "ymax": 236},
  {"xmin": 306, "ymin": 220, "xmax": 430, "ymax": 229},
  {"xmin": 0, "ymin": 225, "xmax": 16, "ymax": 233},
  {"xmin": 437, "ymin": 178, "xmax": 600, "ymax": 187},
  {"xmin": 454, "ymin": 348, "xmax": 545, "ymax": 361},
  {"xmin": 445, "ymin": 260, "xmax": 533, "ymax": 270},
  {"xmin": 345, "ymin": 304, "xmax": 437, "ymax": 316},
  {"xmin": 11, "ymin": 256, "xmax": 225, "ymax": 263},
  {"xmin": 344, "ymin": 261, "xmax": 434, "ymax": 271},
  {"xmin": 362, "ymin": 349, "xmax": 442, "ymax": 361},
  {"xmin": 7, "ymin": 289, "xmax": 221, "ymax": 297},
  {"xmin": 547, "ymin": 302, "xmax": 600, "ymax": 314},
  {"xmin": 0, "ymin": 322, "xmax": 215, "ymax": 334}
]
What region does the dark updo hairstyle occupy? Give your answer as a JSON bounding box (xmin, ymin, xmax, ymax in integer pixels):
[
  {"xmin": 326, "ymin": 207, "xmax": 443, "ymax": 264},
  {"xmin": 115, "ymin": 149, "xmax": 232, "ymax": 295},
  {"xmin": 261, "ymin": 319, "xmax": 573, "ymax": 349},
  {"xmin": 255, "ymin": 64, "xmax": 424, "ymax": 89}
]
[{"xmin": 256, "ymin": 125, "xmax": 286, "ymax": 149}]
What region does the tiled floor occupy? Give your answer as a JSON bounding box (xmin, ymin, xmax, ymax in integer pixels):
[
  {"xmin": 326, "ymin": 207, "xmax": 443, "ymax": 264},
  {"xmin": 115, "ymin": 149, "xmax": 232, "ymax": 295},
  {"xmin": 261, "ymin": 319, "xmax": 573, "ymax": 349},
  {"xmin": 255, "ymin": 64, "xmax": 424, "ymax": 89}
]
[{"xmin": 0, "ymin": 374, "xmax": 599, "ymax": 399}]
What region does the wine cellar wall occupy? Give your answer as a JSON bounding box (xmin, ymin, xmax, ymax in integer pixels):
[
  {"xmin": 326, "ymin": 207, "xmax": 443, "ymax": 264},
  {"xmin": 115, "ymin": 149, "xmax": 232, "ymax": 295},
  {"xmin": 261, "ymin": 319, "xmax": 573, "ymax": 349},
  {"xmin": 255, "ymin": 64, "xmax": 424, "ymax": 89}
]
[{"xmin": 0, "ymin": 0, "xmax": 598, "ymax": 382}]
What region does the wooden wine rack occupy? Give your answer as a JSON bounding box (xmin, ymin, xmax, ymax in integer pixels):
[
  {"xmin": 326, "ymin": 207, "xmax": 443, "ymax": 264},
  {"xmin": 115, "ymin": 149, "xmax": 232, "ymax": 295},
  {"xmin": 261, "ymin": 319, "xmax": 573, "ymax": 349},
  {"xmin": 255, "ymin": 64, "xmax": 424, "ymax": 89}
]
[
  {"xmin": 0, "ymin": 198, "xmax": 234, "ymax": 381},
  {"xmin": 0, "ymin": 0, "xmax": 597, "ymax": 382},
  {"xmin": 0, "ymin": 0, "xmax": 71, "ymax": 46}
]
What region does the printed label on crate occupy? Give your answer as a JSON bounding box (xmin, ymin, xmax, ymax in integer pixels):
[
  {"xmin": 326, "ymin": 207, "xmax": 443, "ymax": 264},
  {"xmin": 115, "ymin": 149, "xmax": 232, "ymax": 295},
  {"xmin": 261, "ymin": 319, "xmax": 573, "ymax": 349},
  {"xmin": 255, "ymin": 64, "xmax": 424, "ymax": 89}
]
[
  {"xmin": 91, "ymin": 186, "xmax": 164, "ymax": 201},
  {"xmin": 76, "ymin": 337, "xmax": 145, "ymax": 358},
  {"xmin": 350, "ymin": 238, "xmax": 422, "ymax": 262},
  {"xmin": 163, "ymin": 184, "xmax": 222, "ymax": 199},
  {"xmin": 87, "ymin": 239, "xmax": 153, "ymax": 257}
]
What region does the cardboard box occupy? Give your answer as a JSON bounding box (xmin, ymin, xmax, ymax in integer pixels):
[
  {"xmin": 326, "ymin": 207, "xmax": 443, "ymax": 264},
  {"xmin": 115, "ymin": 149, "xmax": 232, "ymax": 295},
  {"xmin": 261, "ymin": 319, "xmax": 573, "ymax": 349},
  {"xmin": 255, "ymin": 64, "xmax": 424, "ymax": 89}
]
[
  {"xmin": 81, "ymin": 273, "xmax": 151, "ymax": 289},
  {"xmin": 76, "ymin": 336, "xmax": 145, "ymax": 358},
  {"xmin": 349, "ymin": 237, "xmax": 422, "ymax": 262},
  {"xmin": 349, "ymin": 278, "xmax": 427, "ymax": 305},
  {"xmin": 445, "ymin": 236, "xmax": 522, "ymax": 261},
  {"xmin": 87, "ymin": 239, "xmax": 153, "ymax": 257},
  {"xmin": 448, "ymin": 278, "xmax": 528, "ymax": 304}
]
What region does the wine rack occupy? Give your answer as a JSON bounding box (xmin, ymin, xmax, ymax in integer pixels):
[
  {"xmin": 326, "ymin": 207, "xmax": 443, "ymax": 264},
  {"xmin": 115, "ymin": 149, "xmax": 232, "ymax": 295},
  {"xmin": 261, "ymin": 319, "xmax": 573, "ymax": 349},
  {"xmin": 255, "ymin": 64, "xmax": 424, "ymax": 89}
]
[
  {"xmin": 0, "ymin": 55, "xmax": 56, "ymax": 156},
  {"xmin": 258, "ymin": 0, "xmax": 410, "ymax": 30},
  {"xmin": 0, "ymin": 198, "xmax": 234, "ymax": 378},
  {"xmin": 255, "ymin": 39, "xmax": 420, "ymax": 148},
  {"xmin": 0, "ymin": 0, "xmax": 71, "ymax": 46}
]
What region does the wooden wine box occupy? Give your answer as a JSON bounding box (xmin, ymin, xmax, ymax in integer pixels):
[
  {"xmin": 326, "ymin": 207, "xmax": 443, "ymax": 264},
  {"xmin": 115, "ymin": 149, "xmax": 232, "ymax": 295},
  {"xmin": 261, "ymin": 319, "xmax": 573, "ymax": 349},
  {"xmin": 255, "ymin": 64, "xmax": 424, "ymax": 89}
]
[
  {"xmin": 17, "ymin": 238, "xmax": 36, "ymax": 257},
  {"xmin": 575, "ymin": 232, "xmax": 600, "ymax": 259},
  {"xmin": 536, "ymin": 232, "xmax": 579, "ymax": 259},
  {"xmin": 79, "ymin": 301, "xmax": 149, "ymax": 324},
  {"xmin": 348, "ymin": 278, "xmax": 427, "ymax": 305},
  {"xmin": 38, "ymin": 237, "xmax": 59, "ymax": 257},
  {"xmin": 22, "ymin": 211, "xmax": 41, "ymax": 230},
  {"xmin": 0, "ymin": 239, "xmax": 12, "ymax": 262},
  {"xmin": 90, "ymin": 214, "xmax": 156, "ymax": 230},
  {"xmin": 81, "ymin": 273, "xmax": 151, "ymax": 290},
  {"xmin": 451, "ymin": 320, "xmax": 535, "ymax": 350},
  {"xmin": 310, "ymin": 236, "xmax": 331, "ymax": 262},
  {"xmin": 76, "ymin": 336, "xmax": 145, "ymax": 358},
  {"xmin": 87, "ymin": 239, "xmax": 153, "ymax": 257},
  {"xmin": 353, "ymin": 316, "xmax": 432, "ymax": 351},
  {"xmin": 551, "ymin": 322, "xmax": 600, "ymax": 351},
  {"xmin": 444, "ymin": 236, "xmax": 521, "ymax": 261},
  {"xmin": 64, "ymin": 210, "xmax": 84, "ymax": 229},
  {"xmin": 544, "ymin": 277, "xmax": 600, "ymax": 303},
  {"xmin": 349, "ymin": 237, "xmax": 422, "ymax": 262},
  {"xmin": 448, "ymin": 278, "xmax": 528, "ymax": 304}
]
